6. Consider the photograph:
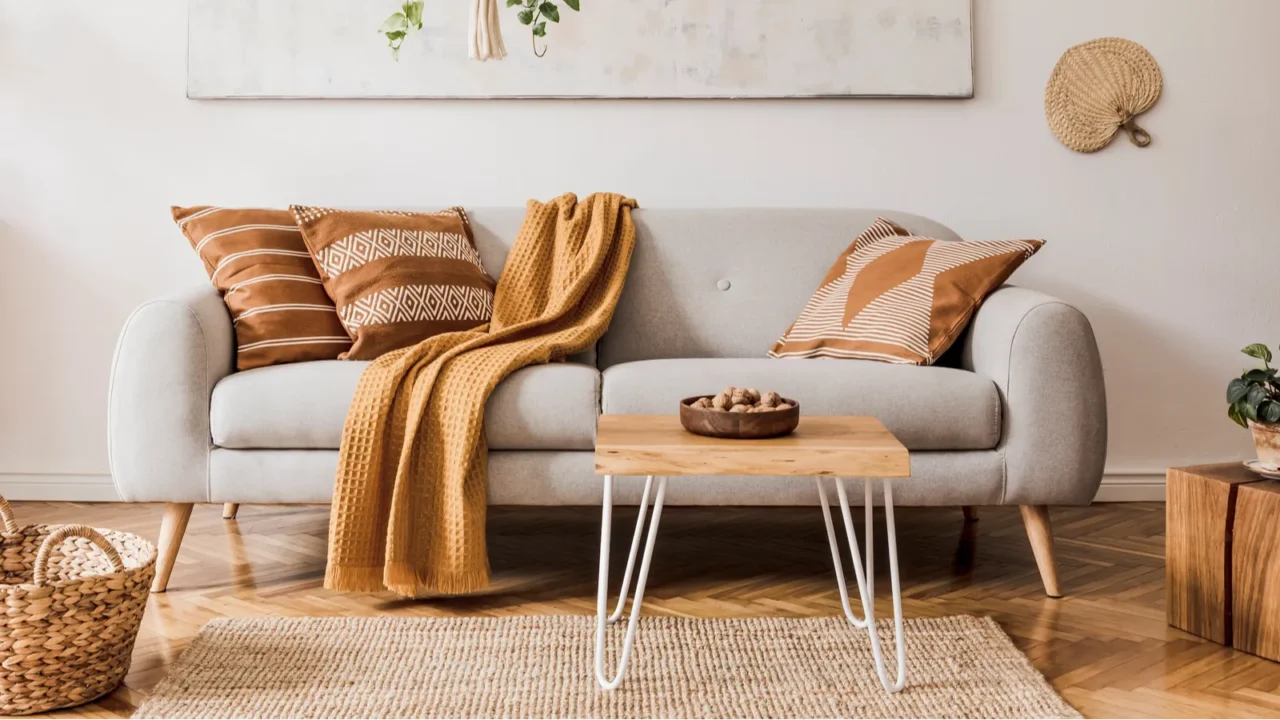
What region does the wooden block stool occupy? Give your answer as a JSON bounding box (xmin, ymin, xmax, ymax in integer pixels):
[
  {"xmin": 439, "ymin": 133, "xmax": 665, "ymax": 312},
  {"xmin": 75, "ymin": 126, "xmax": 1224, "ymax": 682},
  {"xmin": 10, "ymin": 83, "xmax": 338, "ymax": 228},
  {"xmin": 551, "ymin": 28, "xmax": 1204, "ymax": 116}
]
[{"xmin": 1167, "ymin": 463, "xmax": 1280, "ymax": 661}]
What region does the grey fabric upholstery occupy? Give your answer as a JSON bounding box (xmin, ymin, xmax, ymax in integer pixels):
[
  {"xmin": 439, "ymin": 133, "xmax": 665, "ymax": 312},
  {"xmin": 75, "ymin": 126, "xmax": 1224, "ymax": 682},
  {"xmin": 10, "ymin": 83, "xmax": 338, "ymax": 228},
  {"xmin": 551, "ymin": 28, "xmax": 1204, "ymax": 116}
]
[
  {"xmin": 594, "ymin": 209, "xmax": 962, "ymax": 367},
  {"xmin": 210, "ymin": 361, "xmax": 599, "ymax": 451},
  {"xmin": 108, "ymin": 286, "xmax": 233, "ymax": 502},
  {"xmin": 211, "ymin": 449, "xmax": 336, "ymax": 504},
  {"xmin": 109, "ymin": 208, "xmax": 1107, "ymax": 508},
  {"xmin": 962, "ymin": 286, "xmax": 1107, "ymax": 505},
  {"xmin": 208, "ymin": 449, "xmax": 1003, "ymax": 506},
  {"xmin": 602, "ymin": 358, "xmax": 1000, "ymax": 451}
]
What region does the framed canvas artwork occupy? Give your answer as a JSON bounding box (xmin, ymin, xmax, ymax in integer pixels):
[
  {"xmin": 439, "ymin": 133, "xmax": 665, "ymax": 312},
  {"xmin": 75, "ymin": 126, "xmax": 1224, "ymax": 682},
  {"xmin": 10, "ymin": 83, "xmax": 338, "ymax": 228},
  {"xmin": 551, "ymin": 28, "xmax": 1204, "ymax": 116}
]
[{"xmin": 187, "ymin": 0, "xmax": 973, "ymax": 99}]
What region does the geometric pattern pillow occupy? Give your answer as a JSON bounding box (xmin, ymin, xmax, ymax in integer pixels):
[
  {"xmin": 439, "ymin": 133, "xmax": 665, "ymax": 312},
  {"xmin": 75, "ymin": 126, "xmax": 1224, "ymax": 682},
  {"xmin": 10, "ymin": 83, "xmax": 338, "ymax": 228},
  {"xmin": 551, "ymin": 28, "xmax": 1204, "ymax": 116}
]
[
  {"xmin": 769, "ymin": 218, "xmax": 1044, "ymax": 365},
  {"xmin": 291, "ymin": 205, "xmax": 496, "ymax": 360},
  {"xmin": 172, "ymin": 206, "xmax": 352, "ymax": 370}
]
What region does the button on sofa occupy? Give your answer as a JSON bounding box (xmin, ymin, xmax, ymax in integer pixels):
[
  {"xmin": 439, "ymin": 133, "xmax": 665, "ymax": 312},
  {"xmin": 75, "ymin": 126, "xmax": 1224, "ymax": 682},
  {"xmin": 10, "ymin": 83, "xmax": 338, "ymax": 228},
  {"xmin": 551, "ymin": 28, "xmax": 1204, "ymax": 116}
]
[{"xmin": 109, "ymin": 209, "xmax": 1107, "ymax": 596}]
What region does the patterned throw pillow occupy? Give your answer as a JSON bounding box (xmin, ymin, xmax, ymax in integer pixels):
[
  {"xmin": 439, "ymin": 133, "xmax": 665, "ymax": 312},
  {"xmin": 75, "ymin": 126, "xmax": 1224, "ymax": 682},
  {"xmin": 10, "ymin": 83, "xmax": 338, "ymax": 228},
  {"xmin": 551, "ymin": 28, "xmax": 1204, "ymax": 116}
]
[
  {"xmin": 291, "ymin": 205, "xmax": 496, "ymax": 360},
  {"xmin": 770, "ymin": 218, "xmax": 1043, "ymax": 365},
  {"xmin": 173, "ymin": 206, "xmax": 352, "ymax": 370}
]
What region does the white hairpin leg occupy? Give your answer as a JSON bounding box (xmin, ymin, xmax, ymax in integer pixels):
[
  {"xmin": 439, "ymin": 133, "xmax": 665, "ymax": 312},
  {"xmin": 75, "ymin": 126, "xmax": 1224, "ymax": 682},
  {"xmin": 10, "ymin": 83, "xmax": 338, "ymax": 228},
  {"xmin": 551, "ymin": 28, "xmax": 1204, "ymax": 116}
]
[
  {"xmin": 816, "ymin": 477, "xmax": 908, "ymax": 694},
  {"xmin": 606, "ymin": 474, "xmax": 654, "ymax": 624},
  {"xmin": 595, "ymin": 474, "xmax": 667, "ymax": 690},
  {"xmin": 819, "ymin": 476, "xmax": 873, "ymax": 629}
]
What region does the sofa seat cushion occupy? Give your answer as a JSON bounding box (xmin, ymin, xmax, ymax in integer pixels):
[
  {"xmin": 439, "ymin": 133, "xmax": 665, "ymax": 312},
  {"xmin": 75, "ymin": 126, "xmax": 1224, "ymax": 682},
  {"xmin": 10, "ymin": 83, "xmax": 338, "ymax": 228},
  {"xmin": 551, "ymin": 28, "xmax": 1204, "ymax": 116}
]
[
  {"xmin": 601, "ymin": 359, "xmax": 1000, "ymax": 451},
  {"xmin": 211, "ymin": 360, "xmax": 599, "ymax": 450}
]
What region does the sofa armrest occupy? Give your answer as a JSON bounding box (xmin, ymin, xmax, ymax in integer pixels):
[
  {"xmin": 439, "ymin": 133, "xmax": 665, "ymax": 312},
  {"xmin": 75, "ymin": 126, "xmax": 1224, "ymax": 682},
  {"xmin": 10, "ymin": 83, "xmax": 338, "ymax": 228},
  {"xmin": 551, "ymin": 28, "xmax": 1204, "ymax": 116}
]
[
  {"xmin": 108, "ymin": 286, "xmax": 233, "ymax": 502},
  {"xmin": 962, "ymin": 286, "xmax": 1107, "ymax": 505}
]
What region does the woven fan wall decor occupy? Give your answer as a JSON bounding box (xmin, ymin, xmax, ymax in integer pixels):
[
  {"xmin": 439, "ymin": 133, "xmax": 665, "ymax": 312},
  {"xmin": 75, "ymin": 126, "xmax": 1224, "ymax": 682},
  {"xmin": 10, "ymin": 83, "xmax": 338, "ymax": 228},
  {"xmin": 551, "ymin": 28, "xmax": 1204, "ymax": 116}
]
[{"xmin": 1046, "ymin": 37, "xmax": 1162, "ymax": 153}]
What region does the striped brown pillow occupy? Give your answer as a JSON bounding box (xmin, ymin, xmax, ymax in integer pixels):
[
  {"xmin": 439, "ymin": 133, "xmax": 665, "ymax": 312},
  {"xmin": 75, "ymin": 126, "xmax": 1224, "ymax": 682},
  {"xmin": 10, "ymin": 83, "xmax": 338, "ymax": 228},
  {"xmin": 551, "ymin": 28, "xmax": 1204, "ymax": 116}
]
[
  {"xmin": 291, "ymin": 205, "xmax": 496, "ymax": 360},
  {"xmin": 770, "ymin": 218, "xmax": 1043, "ymax": 365},
  {"xmin": 173, "ymin": 206, "xmax": 352, "ymax": 370}
]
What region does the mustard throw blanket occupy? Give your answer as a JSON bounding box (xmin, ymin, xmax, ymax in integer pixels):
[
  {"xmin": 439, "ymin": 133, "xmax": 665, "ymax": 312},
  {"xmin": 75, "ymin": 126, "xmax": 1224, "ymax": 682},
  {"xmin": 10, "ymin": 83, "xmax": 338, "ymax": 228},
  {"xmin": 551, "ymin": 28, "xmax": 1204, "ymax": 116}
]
[{"xmin": 325, "ymin": 193, "xmax": 637, "ymax": 596}]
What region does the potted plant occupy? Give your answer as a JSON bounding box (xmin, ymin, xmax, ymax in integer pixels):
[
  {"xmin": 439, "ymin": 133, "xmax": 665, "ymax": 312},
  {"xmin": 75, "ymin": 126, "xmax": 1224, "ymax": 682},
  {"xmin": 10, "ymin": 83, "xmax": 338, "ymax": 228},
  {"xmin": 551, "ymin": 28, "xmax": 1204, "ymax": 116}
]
[{"xmin": 1227, "ymin": 343, "xmax": 1280, "ymax": 466}]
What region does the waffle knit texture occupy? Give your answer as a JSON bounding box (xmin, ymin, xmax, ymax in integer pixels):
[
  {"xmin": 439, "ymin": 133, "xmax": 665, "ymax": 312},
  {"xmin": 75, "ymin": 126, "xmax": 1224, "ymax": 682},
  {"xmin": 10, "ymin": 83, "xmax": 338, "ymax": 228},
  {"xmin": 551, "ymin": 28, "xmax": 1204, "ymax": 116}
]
[{"xmin": 324, "ymin": 193, "xmax": 637, "ymax": 596}]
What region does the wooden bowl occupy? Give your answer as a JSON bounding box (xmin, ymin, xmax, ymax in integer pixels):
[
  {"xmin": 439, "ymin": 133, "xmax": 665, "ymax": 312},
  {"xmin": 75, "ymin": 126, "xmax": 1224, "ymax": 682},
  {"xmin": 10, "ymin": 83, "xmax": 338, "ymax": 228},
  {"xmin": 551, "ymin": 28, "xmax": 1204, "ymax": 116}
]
[{"xmin": 679, "ymin": 396, "xmax": 800, "ymax": 439}]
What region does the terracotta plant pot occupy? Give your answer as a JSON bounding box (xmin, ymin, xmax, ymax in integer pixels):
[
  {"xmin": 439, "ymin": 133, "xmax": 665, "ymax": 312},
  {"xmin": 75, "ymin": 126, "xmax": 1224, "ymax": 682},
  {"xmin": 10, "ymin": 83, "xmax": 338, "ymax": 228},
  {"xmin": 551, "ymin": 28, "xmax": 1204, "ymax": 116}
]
[{"xmin": 1251, "ymin": 421, "xmax": 1280, "ymax": 468}]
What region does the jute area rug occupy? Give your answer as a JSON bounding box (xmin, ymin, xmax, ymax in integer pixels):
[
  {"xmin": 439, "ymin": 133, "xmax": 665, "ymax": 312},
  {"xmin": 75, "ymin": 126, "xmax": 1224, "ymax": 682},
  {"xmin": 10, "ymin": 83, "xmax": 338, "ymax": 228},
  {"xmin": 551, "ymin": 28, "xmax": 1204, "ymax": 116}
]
[{"xmin": 136, "ymin": 615, "xmax": 1079, "ymax": 719}]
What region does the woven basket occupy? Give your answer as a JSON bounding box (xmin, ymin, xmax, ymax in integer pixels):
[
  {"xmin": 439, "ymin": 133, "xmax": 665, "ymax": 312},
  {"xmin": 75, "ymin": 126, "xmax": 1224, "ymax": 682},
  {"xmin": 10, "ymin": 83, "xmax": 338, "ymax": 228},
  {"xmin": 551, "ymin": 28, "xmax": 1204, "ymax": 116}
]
[
  {"xmin": 1045, "ymin": 37, "xmax": 1162, "ymax": 152},
  {"xmin": 0, "ymin": 496, "xmax": 157, "ymax": 715}
]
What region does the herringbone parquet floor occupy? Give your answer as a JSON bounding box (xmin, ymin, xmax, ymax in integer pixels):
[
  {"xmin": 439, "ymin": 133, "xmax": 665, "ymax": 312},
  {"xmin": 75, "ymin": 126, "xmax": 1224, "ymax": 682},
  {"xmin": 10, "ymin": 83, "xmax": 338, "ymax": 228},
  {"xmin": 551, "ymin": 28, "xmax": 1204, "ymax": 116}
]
[{"xmin": 14, "ymin": 501, "xmax": 1280, "ymax": 719}]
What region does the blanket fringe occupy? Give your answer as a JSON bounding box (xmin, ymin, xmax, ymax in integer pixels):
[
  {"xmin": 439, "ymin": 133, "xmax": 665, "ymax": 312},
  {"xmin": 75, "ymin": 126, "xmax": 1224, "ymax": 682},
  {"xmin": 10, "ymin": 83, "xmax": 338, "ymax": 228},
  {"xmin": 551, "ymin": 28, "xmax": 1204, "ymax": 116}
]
[
  {"xmin": 385, "ymin": 563, "xmax": 491, "ymax": 598},
  {"xmin": 324, "ymin": 564, "xmax": 491, "ymax": 597}
]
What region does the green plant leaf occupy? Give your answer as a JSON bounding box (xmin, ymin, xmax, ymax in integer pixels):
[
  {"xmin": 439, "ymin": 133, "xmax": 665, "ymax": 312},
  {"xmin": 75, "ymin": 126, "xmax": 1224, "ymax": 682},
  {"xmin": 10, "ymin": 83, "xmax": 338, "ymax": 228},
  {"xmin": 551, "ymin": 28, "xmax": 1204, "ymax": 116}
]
[
  {"xmin": 1245, "ymin": 401, "xmax": 1260, "ymax": 421},
  {"xmin": 532, "ymin": 21, "xmax": 547, "ymax": 36},
  {"xmin": 403, "ymin": 1, "xmax": 424, "ymax": 27},
  {"xmin": 1243, "ymin": 343, "xmax": 1273, "ymax": 364},
  {"xmin": 1259, "ymin": 399, "xmax": 1280, "ymax": 422},
  {"xmin": 1263, "ymin": 401, "xmax": 1280, "ymax": 424},
  {"xmin": 540, "ymin": 2, "xmax": 560, "ymax": 21},
  {"xmin": 1228, "ymin": 378, "xmax": 1250, "ymax": 404},
  {"xmin": 378, "ymin": 12, "xmax": 408, "ymax": 33},
  {"xmin": 1230, "ymin": 403, "xmax": 1249, "ymax": 428},
  {"xmin": 1244, "ymin": 368, "xmax": 1273, "ymax": 384},
  {"xmin": 507, "ymin": 0, "xmax": 522, "ymax": 5},
  {"xmin": 386, "ymin": 30, "xmax": 406, "ymax": 41},
  {"xmin": 1248, "ymin": 384, "xmax": 1271, "ymax": 407},
  {"xmin": 563, "ymin": 0, "xmax": 580, "ymax": 10},
  {"xmin": 517, "ymin": 9, "xmax": 534, "ymax": 24}
]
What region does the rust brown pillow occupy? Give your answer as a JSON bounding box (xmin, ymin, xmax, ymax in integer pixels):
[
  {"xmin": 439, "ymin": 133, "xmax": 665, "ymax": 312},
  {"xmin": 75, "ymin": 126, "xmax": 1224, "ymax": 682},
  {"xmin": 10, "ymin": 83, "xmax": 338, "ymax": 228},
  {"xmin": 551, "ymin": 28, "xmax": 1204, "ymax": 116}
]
[
  {"xmin": 291, "ymin": 205, "xmax": 496, "ymax": 360},
  {"xmin": 173, "ymin": 206, "xmax": 352, "ymax": 370},
  {"xmin": 769, "ymin": 218, "xmax": 1044, "ymax": 365}
]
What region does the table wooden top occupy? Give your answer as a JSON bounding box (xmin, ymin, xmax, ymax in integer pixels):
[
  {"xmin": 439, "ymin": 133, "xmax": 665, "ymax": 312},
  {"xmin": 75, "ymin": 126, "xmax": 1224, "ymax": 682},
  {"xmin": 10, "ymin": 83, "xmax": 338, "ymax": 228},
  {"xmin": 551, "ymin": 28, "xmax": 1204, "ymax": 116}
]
[
  {"xmin": 594, "ymin": 415, "xmax": 910, "ymax": 478},
  {"xmin": 1167, "ymin": 463, "xmax": 1262, "ymax": 486}
]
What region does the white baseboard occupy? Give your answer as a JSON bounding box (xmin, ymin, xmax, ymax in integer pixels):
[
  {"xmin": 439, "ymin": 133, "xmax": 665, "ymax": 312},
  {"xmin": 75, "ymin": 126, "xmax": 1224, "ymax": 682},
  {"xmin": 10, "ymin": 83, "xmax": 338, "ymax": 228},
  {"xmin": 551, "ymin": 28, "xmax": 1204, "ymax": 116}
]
[
  {"xmin": 0, "ymin": 474, "xmax": 121, "ymax": 501},
  {"xmin": 0, "ymin": 472, "xmax": 1168, "ymax": 503},
  {"xmin": 1091, "ymin": 473, "xmax": 1165, "ymax": 502}
]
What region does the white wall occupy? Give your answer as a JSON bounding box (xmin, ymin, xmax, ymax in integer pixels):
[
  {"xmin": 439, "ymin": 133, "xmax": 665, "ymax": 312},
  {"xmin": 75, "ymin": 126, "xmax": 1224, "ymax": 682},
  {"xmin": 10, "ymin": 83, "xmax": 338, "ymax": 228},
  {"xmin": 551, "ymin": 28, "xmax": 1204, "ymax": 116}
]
[{"xmin": 1, "ymin": 0, "xmax": 1276, "ymax": 500}]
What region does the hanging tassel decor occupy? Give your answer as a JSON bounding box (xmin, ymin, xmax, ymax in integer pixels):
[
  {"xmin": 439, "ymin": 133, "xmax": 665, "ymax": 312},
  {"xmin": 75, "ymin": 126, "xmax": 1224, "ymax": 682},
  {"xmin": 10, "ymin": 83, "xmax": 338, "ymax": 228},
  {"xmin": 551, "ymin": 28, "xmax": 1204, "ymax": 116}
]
[{"xmin": 469, "ymin": 0, "xmax": 507, "ymax": 61}]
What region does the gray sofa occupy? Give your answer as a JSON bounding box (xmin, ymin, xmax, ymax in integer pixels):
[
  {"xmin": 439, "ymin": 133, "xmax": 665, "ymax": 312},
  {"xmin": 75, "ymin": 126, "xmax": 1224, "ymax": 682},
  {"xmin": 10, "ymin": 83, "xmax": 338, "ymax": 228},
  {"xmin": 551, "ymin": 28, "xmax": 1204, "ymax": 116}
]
[{"xmin": 109, "ymin": 209, "xmax": 1107, "ymax": 596}]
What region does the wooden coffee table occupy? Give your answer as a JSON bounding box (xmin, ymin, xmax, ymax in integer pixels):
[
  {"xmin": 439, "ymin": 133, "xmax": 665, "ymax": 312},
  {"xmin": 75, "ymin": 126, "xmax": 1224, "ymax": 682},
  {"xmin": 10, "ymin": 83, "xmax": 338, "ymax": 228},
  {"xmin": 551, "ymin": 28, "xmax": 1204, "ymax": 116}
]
[{"xmin": 592, "ymin": 414, "xmax": 911, "ymax": 693}]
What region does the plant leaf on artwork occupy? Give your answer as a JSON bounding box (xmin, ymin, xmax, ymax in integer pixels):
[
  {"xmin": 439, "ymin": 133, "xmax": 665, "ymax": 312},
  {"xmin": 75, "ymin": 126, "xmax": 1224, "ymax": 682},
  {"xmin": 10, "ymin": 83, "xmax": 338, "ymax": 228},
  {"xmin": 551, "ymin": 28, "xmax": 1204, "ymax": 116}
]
[
  {"xmin": 515, "ymin": 0, "xmax": 578, "ymax": 56},
  {"xmin": 379, "ymin": 0, "xmax": 424, "ymax": 61},
  {"xmin": 378, "ymin": 0, "xmax": 580, "ymax": 61},
  {"xmin": 404, "ymin": 1, "xmax": 424, "ymax": 26},
  {"xmin": 378, "ymin": 13, "xmax": 408, "ymax": 33}
]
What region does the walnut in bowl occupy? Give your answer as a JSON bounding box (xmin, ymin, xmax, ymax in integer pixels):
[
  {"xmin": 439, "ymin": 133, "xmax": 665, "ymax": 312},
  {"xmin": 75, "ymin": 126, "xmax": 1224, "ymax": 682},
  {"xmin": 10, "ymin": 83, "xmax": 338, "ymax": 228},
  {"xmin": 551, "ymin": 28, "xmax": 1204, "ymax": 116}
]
[{"xmin": 680, "ymin": 387, "xmax": 799, "ymax": 439}]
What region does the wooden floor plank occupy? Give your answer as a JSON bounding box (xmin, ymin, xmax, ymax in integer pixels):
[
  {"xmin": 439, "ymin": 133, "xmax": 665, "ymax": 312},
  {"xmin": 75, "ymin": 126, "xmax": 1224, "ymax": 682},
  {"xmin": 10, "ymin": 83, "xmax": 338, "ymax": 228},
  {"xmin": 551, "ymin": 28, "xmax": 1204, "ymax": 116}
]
[{"xmin": 12, "ymin": 501, "xmax": 1280, "ymax": 719}]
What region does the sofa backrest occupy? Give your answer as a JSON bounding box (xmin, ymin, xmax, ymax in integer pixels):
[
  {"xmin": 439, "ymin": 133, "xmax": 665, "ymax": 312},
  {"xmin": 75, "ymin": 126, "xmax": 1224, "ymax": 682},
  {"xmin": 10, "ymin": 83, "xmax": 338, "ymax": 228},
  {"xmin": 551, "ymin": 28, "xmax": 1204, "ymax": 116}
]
[{"xmin": 466, "ymin": 207, "xmax": 963, "ymax": 368}]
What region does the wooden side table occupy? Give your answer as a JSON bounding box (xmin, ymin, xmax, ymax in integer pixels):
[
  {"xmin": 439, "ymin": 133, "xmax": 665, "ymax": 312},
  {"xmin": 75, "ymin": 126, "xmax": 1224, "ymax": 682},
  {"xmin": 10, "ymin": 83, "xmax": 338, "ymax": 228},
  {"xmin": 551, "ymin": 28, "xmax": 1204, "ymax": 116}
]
[
  {"xmin": 1232, "ymin": 481, "xmax": 1280, "ymax": 661},
  {"xmin": 1167, "ymin": 463, "xmax": 1280, "ymax": 661},
  {"xmin": 593, "ymin": 414, "xmax": 911, "ymax": 693}
]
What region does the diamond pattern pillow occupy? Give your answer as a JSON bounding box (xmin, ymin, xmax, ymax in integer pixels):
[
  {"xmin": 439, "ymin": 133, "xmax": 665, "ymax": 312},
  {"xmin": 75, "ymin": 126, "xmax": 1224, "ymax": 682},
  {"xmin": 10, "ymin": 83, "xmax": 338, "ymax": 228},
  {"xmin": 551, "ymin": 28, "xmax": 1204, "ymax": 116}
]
[
  {"xmin": 291, "ymin": 205, "xmax": 496, "ymax": 360},
  {"xmin": 769, "ymin": 218, "xmax": 1044, "ymax": 365},
  {"xmin": 173, "ymin": 206, "xmax": 352, "ymax": 370}
]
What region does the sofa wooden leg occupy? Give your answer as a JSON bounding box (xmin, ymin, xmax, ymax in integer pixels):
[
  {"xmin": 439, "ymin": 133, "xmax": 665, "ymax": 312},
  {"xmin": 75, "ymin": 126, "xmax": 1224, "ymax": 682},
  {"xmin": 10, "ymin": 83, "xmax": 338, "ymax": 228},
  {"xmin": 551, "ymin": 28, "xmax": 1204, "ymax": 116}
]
[
  {"xmin": 152, "ymin": 503, "xmax": 194, "ymax": 593},
  {"xmin": 223, "ymin": 503, "xmax": 240, "ymax": 520},
  {"xmin": 962, "ymin": 506, "xmax": 978, "ymax": 522},
  {"xmin": 1020, "ymin": 505, "xmax": 1062, "ymax": 598}
]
